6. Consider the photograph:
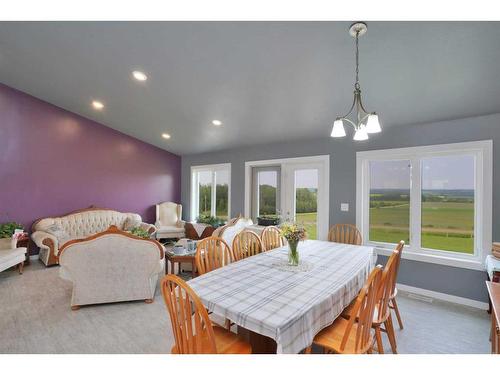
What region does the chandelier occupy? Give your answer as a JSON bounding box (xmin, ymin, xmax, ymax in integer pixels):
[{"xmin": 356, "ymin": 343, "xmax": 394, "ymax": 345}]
[{"xmin": 330, "ymin": 22, "xmax": 381, "ymax": 141}]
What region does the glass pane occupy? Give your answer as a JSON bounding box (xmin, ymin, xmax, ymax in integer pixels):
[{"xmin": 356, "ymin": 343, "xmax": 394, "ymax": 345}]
[
  {"xmin": 215, "ymin": 170, "xmax": 229, "ymax": 221},
  {"xmin": 369, "ymin": 160, "xmax": 410, "ymax": 244},
  {"xmin": 421, "ymin": 155, "xmax": 475, "ymax": 254},
  {"xmin": 258, "ymin": 171, "xmax": 278, "ymax": 216},
  {"xmin": 294, "ymin": 169, "xmax": 318, "ymax": 240},
  {"xmin": 198, "ymin": 171, "xmax": 212, "ymax": 218}
]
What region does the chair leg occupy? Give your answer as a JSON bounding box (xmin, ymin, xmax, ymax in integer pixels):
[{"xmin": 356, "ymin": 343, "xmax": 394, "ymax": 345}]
[
  {"xmin": 18, "ymin": 261, "xmax": 24, "ymax": 274},
  {"xmin": 391, "ymin": 297, "xmax": 404, "ymax": 330},
  {"xmin": 224, "ymin": 318, "xmax": 231, "ymax": 330},
  {"xmin": 375, "ymin": 326, "xmax": 384, "ymax": 354},
  {"xmin": 145, "ymin": 299, "xmax": 154, "ymax": 304},
  {"xmin": 384, "ymin": 315, "xmax": 398, "ymax": 354}
]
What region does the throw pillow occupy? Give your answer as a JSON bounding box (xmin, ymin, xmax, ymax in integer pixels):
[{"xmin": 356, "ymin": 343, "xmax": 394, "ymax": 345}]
[{"xmin": 123, "ymin": 217, "xmax": 141, "ymax": 231}]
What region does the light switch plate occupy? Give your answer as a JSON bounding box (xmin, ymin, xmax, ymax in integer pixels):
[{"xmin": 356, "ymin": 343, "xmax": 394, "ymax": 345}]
[{"xmin": 341, "ymin": 203, "xmax": 349, "ymax": 212}]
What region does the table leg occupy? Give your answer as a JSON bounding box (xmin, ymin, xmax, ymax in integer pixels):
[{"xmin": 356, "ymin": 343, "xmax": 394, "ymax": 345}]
[
  {"xmin": 237, "ymin": 326, "xmax": 277, "ymax": 354},
  {"xmin": 191, "ymin": 260, "xmax": 196, "ymax": 278}
]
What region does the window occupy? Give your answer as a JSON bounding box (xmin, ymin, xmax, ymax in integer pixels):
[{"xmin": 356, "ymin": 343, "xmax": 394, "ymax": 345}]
[
  {"xmin": 357, "ymin": 141, "xmax": 492, "ymax": 268},
  {"xmin": 251, "ymin": 167, "xmax": 281, "ymax": 219},
  {"xmin": 369, "ymin": 160, "xmax": 411, "ymax": 245},
  {"xmin": 191, "ymin": 164, "xmax": 231, "ymax": 221}
]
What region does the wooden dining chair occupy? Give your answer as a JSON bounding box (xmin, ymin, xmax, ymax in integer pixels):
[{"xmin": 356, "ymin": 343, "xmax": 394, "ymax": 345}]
[
  {"xmin": 161, "ymin": 274, "xmax": 252, "ymax": 354},
  {"xmin": 195, "ymin": 236, "xmax": 234, "ymax": 276},
  {"xmin": 232, "ymin": 230, "xmax": 264, "ymax": 261},
  {"xmin": 328, "ymin": 224, "xmax": 362, "ymax": 245},
  {"xmin": 305, "ymin": 265, "xmax": 383, "ymax": 354},
  {"xmin": 341, "ymin": 242, "xmax": 403, "ymax": 354},
  {"xmin": 389, "ymin": 241, "xmax": 405, "ymax": 330},
  {"xmin": 260, "ymin": 226, "xmax": 284, "ymax": 251}
]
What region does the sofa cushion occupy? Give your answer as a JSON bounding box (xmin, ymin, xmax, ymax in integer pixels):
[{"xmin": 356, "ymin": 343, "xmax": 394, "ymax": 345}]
[
  {"xmin": 0, "ymin": 247, "xmax": 27, "ymax": 263},
  {"xmin": 156, "ymin": 226, "xmax": 185, "ymax": 234}
]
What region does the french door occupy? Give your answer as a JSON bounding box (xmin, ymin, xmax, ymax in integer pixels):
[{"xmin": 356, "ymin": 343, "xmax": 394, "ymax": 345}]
[
  {"xmin": 247, "ymin": 156, "xmax": 329, "ymax": 240},
  {"xmin": 282, "ymin": 162, "xmax": 328, "ymax": 240}
]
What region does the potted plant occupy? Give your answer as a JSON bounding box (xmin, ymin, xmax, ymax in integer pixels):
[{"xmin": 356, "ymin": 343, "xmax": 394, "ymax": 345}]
[
  {"xmin": 280, "ymin": 222, "xmax": 307, "ymax": 266},
  {"xmin": 129, "ymin": 227, "xmax": 151, "ymax": 239},
  {"xmin": 0, "ymin": 222, "xmax": 25, "ymax": 248},
  {"xmin": 196, "ymin": 214, "xmax": 225, "ymax": 228},
  {"xmin": 257, "ymin": 214, "xmax": 280, "ymax": 226}
]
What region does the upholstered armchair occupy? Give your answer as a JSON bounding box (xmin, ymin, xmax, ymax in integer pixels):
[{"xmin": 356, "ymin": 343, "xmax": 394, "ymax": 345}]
[
  {"xmin": 155, "ymin": 202, "xmax": 185, "ymax": 240},
  {"xmin": 0, "ymin": 238, "xmax": 27, "ymax": 274},
  {"xmin": 58, "ymin": 225, "xmax": 165, "ymax": 310}
]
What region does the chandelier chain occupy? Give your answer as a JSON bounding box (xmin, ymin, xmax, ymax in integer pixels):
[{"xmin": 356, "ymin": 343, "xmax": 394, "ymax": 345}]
[{"xmin": 355, "ymin": 30, "xmax": 360, "ymax": 90}]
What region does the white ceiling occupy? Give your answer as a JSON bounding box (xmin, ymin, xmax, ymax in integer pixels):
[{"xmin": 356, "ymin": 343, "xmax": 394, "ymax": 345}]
[{"xmin": 0, "ymin": 21, "xmax": 499, "ymax": 155}]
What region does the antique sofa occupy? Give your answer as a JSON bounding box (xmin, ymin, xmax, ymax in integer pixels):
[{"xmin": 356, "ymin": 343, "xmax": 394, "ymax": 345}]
[
  {"xmin": 31, "ymin": 207, "xmax": 156, "ymax": 266},
  {"xmin": 0, "ymin": 238, "xmax": 27, "ymax": 275},
  {"xmin": 155, "ymin": 202, "xmax": 185, "ymax": 240},
  {"xmin": 58, "ymin": 225, "xmax": 165, "ymax": 310}
]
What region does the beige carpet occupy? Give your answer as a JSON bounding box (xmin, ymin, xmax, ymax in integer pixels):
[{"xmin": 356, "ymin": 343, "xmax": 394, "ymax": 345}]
[{"xmin": 0, "ymin": 260, "xmax": 491, "ymax": 354}]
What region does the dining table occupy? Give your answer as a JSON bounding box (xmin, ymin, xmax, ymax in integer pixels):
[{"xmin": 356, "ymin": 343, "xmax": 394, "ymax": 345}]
[{"xmin": 187, "ymin": 239, "xmax": 377, "ymax": 354}]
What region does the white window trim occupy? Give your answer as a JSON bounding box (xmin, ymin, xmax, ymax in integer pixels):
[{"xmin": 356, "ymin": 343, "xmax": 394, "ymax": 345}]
[
  {"xmin": 244, "ymin": 155, "xmax": 330, "ymax": 240},
  {"xmin": 356, "ymin": 140, "xmax": 492, "ymax": 271},
  {"xmin": 190, "ymin": 163, "xmax": 231, "ymax": 222}
]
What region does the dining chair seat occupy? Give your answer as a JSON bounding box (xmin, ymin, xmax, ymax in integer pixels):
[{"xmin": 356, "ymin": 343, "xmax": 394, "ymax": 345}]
[
  {"xmin": 341, "ymin": 301, "xmax": 389, "ymax": 325},
  {"xmin": 170, "ymin": 325, "xmax": 252, "ymax": 354},
  {"xmin": 311, "ymin": 317, "xmax": 374, "ymax": 354}
]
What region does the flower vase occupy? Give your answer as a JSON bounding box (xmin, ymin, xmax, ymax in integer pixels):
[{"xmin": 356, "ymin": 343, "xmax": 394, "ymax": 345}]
[{"xmin": 288, "ymin": 239, "xmax": 299, "ymax": 266}]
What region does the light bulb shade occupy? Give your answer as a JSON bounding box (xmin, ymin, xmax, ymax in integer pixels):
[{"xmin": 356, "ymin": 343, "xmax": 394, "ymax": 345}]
[
  {"xmin": 366, "ymin": 113, "xmax": 381, "ymax": 133},
  {"xmin": 353, "ymin": 125, "xmax": 369, "ymax": 141},
  {"xmin": 331, "ymin": 119, "xmax": 346, "ymax": 138}
]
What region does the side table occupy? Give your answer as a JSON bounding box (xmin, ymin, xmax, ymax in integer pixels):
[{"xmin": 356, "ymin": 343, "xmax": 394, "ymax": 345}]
[
  {"xmin": 165, "ymin": 252, "xmax": 197, "ymax": 278},
  {"xmin": 16, "ymin": 234, "xmax": 31, "ymax": 266}
]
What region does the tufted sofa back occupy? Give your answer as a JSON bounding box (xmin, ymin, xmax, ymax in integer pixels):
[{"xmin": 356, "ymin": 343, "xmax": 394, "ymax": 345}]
[{"xmin": 33, "ymin": 209, "xmax": 142, "ymax": 240}]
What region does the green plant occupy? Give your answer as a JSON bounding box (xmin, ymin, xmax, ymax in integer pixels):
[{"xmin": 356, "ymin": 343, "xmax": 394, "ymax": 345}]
[
  {"xmin": 130, "ymin": 227, "xmax": 150, "ymax": 239},
  {"xmin": 196, "ymin": 214, "xmax": 224, "ymax": 227},
  {"xmin": 0, "ymin": 222, "xmax": 24, "ymax": 238}
]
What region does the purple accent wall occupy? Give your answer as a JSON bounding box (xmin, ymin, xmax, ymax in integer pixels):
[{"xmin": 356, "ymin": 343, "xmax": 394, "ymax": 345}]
[{"xmin": 0, "ymin": 83, "xmax": 181, "ymax": 245}]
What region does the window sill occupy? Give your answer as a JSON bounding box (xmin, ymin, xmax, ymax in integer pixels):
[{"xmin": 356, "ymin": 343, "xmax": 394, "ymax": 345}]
[{"xmin": 374, "ymin": 246, "xmax": 486, "ymax": 271}]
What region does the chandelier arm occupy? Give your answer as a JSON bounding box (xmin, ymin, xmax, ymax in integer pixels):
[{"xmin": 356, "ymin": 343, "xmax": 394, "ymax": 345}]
[
  {"xmin": 340, "ymin": 117, "xmax": 358, "ymax": 130},
  {"xmin": 356, "ymin": 91, "xmax": 371, "ymax": 116},
  {"xmin": 359, "ymin": 113, "xmax": 371, "ymax": 124},
  {"xmin": 340, "ymin": 93, "xmax": 358, "ymax": 119}
]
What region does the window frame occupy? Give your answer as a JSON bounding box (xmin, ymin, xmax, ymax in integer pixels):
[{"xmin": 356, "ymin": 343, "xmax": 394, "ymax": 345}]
[
  {"xmin": 251, "ymin": 165, "xmax": 281, "ymax": 220},
  {"xmin": 356, "ymin": 140, "xmax": 492, "ymax": 270},
  {"xmin": 190, "ymin": 163, "xmax": 231, "ymax": 221}
]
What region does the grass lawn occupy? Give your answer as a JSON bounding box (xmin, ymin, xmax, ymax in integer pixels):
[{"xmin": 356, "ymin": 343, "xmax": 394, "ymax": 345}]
[
  {"xmin": 369, "ymin": 201, "xmax": 474, "ymax": 254},
  {"xmin": 296, "ymin": 212, "xmax": 317, "ymax": 240}
]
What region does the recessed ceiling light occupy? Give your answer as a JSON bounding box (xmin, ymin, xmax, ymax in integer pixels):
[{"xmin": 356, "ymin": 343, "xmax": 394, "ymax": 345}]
[
  {"xmin": 92, "ymin": 100, "xmax": 104, "ymax": 110},
  {"xmin": 132, "ymin": 70, "xmax": 148, "ymax": 81},
  {"xmin": 212, "ymin": 120, "xmax": 222, "ymax": 126},
  {"xmin": 162, "ymin": 133, "xmax": 171, "ymax": 139}
]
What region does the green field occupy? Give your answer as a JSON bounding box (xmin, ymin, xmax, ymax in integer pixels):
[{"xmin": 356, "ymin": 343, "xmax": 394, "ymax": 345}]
[
  {"xmin": 296, "ymin": 212, "xmax": 317, "ymax": 240},
  {"xmin": 369, "ymin": 197, "xmax": 474, "ymax": 253}
]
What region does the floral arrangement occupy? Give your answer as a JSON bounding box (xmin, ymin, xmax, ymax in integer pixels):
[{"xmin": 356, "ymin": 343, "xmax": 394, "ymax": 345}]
[{"xmin": 279, "ymin": 222, "xmax": 307, "ymax": 243}]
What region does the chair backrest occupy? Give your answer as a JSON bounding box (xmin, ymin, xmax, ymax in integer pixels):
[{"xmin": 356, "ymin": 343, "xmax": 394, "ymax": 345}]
[
  {"xmin": 156, "ymin": 202, "xmax": 182, "ymax": 227},
  {"xmin": 328, "ymin": 224, "xmax": 362, "ymax": 245},
  {"xmin": 390, "ymin": 241, "xmax": 405, "ymax": 297},
  {"xmin": 260, "ymin": 226, "xmax": 284, "ymax": 251},
  {"xmin": 161, "ymin": 274, "xmax": 217, "ymax": 354},
  {"xmin": 374, "ymin": 244, "xmax": 402, "ymax": 323},
  {"xmin": 341, "ymin": 265, "xmax": 383, "ymax": 353},
  {"xmin": 232, "ymin": 230, "xmax": 264, "ymax": 261},
  {"xmin": 195, "ymin": 236, "xmax": 234, "ymax": 275}
]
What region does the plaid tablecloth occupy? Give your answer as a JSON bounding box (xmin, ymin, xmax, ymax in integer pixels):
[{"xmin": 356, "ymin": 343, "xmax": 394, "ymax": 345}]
[{"xmin": 187, "ymin": 240, "xmax": 376, "ymax": 353}]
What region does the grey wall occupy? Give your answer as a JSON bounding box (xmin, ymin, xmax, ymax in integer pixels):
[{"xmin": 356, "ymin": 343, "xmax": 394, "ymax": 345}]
[{"xmin": 181, "ymin": 113, "xmax": 500, "ymax": 303}]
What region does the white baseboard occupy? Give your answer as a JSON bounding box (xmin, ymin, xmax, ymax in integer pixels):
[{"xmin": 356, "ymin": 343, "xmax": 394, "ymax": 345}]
[{"xmin": 396, "ymin": 283, "xmax": 489, "ymax": 310}]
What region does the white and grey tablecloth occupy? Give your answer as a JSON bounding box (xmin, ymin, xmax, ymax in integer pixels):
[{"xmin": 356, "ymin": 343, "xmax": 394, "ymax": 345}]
[{"xmin": 187, "ymin": 240, "xmax": 376, "ymax": 353}]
